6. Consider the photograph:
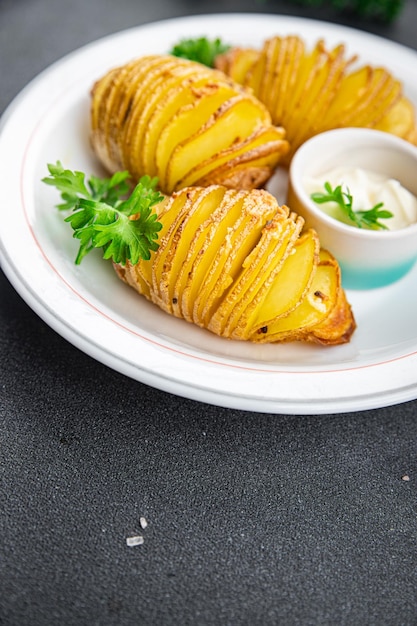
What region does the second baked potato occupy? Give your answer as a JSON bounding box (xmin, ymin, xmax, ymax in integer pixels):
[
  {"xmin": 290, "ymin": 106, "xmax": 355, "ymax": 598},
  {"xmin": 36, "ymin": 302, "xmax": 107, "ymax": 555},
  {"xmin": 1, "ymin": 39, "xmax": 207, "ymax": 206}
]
[{"xmin": 90, "ymin": 55, "xmax": 289, "ymax": 194}]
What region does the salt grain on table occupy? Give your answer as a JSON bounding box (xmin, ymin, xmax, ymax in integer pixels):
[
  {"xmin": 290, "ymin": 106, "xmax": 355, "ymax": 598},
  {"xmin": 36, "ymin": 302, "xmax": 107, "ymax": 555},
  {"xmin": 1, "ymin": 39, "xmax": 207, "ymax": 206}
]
[{"xmin": 126, "ymin": 535, "xmax": 144, "ymax": 547}]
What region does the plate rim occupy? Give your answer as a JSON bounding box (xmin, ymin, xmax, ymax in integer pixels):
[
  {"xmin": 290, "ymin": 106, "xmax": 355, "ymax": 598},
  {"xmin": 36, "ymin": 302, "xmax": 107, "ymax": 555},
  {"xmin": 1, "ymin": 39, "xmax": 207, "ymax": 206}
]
[{"xmin": 2, "ymin": 12, "xmax": 417, "ymax": 414}]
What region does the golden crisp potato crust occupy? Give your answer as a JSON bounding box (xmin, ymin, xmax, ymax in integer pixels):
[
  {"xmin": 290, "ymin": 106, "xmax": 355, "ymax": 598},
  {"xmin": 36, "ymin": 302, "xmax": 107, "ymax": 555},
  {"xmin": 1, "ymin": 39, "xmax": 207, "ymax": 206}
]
[
  {"xmin": 90, "ymin": 54, "xmax": 289, "ymax": 194},
  {"xmin": 114, "ymin": 185, "xmax": 356, "ymax": 345},
  {"xmin": 216, "ymin": 36, "xmax": 417, "ymax": 162}
]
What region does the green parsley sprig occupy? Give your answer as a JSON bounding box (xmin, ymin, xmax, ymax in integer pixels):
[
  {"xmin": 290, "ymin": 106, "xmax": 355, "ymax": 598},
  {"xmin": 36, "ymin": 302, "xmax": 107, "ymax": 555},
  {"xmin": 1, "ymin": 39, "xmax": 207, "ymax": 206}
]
[
  {"xmin": 43, "ymin": 162, "xmax": 163, "ymax": 265},
  {"xmin": 170, "ymin": 37, "xmax": 231, "ymax": 68},
  {"xmin": 311, "ymin": 181, "xmax": 394, "ymax": 230}
]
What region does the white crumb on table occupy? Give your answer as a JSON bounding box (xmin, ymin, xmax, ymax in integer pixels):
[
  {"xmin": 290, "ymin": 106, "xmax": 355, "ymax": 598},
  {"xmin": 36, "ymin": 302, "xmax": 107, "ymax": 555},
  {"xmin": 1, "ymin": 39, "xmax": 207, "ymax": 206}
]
[{"xmin": 126, "ymin": 535, "xmax": 144, "ymax": 547}]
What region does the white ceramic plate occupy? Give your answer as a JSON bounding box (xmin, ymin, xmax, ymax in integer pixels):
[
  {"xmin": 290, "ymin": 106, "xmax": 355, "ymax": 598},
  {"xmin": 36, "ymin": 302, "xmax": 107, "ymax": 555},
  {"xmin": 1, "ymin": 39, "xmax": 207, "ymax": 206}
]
[{"xmin": 1, "ymin": 13, "xmax": 417, "ymax": 414}]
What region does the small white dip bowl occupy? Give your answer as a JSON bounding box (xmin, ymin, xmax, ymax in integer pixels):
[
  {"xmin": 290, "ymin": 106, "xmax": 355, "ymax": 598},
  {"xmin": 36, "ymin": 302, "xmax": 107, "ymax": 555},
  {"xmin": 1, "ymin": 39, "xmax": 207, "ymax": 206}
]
[{"xmin": 287, "ymin": 128, "xmax": 417, "ymax": 290}]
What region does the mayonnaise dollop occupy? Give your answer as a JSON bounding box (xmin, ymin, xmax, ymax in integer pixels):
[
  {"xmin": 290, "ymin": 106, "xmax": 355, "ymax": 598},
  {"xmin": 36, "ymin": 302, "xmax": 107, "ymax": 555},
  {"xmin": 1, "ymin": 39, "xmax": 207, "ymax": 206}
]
[{"xmin": 304, "ymin": 167, "xmax": 417, "ymax": 230}]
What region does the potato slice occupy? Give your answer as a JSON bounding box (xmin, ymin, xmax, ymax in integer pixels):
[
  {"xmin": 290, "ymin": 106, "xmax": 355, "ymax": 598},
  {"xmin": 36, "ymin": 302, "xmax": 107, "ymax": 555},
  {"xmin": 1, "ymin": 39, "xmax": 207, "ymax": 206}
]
[
  {"xmin": 126, "ymin": 188, "xmax": 193, "ymax": 312},
  {"xmin": 120, "ymin": 58, "xmax": 195, "ymax": 173},
  {"xmin": 91, "ymin": 66, "xmax": 128, "ymax": 173},
  {"xmin": 171, "ymin": 186, "xmax": 234, "ymax": 320},
  {"xmin": 172, "ymin": 185, "xmax": 231, "ymax": 321},
  {"xmin": 236, "ymin": 229, "xmax": 319, "ymax": 340},
  {"xmin": 155, "ymin": 82, "xmax": 241, "ymax": 191},
  {"xmin": 375, "ymin": 96, "xmax": 417, "ymax": 142},
  {"xmin": 196, "ymin": 189, "xmax": 280, "ymax": 326},
  {"xmin": 179, "ymin": 190, "xmax": 245, "ymax": 323},
  {"xmin": 91, "ymin": 67, "xmax": 119, "ymax": 150},
  {"xmin": 222, "ymin": 214, "xmax": 305, "ymax": 338},
  {"xmin": 178, "ymin": 126, "xmax": 289, "ymax": 189},
  {"xmin": 274, "ymin": 36, "xmax": 304, "ymax": 124},
  {"xmin": 209, "ymin": 211, "xmax": 302, "ymax": 338},
  {"xmin": 249, "ymin": 252, "xmax": 340, "ymax": 342},
  {"xmin": 91, "ymin": 55, "xmax": 288, "ymax": 193},
  {"xmin": 287, "ymin": 43, "xmax": 352, "ymax": 152},
  {"xmin": 92, "ymin": 57, "xmax": 167, "ymax": 174},
  {"xmin": 165, "ymin": 93, "xmax": 272, "ymax": 192},
  {"xmin": 121, "ymin": 59, "xmax": 186, "ymax": 178},
  {"xmin": 158, "ymin": 186, "xmax": 228, "ymax": 318},
  {"xmin": 258, "ymin": 36, "xmax": 283, "ymax": 109},
  {"xmin": 142, "ymin": 72, "xmax": 216, "ymax": 177},
  {"xmin": 152, "ymin": 187, "xmax": 200, "ymax": 313},
  {"xmin": 272, "ymin": 40, "xmax": 328, "ymax": 129},
  {"xmin": 114, "ymin": 259, "xmax": 152, "ymax": 300},
  {"xmin": 308, "ymin": 282, "xmax": 356, "ymax": 345},
  {"xmin": 243, "ymin": 47, "xmax": 267, "ymax": 103},
  {"xmin": 215, "ymin": 47, "xmax": 260, "ymax": 84},
  {"xmin": 108, "ymin": 58, "xmax": 169, "ymax": 167},
  {"xmin": 323, "ymin": 67, "xmax": 401, "ymax": 130},
  {"xmin": 323, "ymin": 66, "xmax": 373, "ymax": 126}
]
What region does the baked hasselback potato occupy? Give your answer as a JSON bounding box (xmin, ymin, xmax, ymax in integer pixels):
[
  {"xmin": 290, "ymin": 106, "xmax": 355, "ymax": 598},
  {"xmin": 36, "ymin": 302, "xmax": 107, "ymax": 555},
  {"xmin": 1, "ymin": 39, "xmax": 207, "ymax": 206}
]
[
  {"xmin": 215, "ymin": 36, "xmax": 417, "ymax": 162},
  {"xmin": 90, "ymin": 55, "xmax": 289, "ymax": 194},
  {"xmin": 115, "ymin": 184, "xmax": 356, "ymax": 345}
]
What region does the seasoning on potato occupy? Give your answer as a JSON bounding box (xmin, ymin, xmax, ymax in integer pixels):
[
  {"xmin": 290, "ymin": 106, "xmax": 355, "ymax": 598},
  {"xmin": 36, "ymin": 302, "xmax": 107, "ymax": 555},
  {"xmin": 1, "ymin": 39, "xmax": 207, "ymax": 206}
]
[
  {"xmin": 215, "ymin": 35, "xmax": 417, "ymax": 161},
  {"xmin": 90, "ymin": 54, "xmax": 289, "ymax": 195},
  {"xmin": 43, "ymin": 164, "xmax": 356, "ymax": 346},
  {"xmin": 115, "ymin": 184, "xmax": 356, "ymax": 345}
]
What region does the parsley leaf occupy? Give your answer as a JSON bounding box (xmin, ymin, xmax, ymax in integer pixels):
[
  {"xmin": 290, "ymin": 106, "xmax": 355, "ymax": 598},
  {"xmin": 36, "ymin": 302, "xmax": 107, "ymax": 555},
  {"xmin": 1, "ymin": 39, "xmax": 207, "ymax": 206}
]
[
  {"xmin": 311, "ymin": 181, "xmax": 393, "ymax": 230},
  {"xmin": 43, "ymin": 162, "xmax": 164, "ymax": 265},
  {"xmin": 42, "ymin": 161, "xmax": 131, "ymax": 210},
  {"xmin": 170, "ymin": 37, "xmax": 231, "ymax": 67}
]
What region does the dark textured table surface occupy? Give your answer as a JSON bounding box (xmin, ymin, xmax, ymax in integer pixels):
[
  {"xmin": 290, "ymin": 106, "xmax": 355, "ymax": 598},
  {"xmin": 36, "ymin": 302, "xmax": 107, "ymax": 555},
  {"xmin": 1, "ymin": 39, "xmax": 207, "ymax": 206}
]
[{"xmin": 1, "ymin": 1, "xmax": 417, "ymax": 624}]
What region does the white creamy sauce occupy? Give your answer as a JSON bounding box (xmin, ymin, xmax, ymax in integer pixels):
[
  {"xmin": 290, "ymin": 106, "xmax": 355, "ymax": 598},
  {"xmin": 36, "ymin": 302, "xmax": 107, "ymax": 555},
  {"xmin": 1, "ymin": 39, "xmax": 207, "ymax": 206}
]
[{"xmin": 304, "ymin": 166, "xmax": 417, "ymax": 230}]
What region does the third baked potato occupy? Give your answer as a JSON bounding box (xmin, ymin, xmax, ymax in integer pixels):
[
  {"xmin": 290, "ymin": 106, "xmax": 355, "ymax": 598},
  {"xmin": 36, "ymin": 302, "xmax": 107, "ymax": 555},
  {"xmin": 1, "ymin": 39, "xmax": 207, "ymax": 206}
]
[{"xmin": 215, "ymin": 35, "xmax": 417, "ymax": 161}]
